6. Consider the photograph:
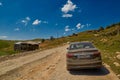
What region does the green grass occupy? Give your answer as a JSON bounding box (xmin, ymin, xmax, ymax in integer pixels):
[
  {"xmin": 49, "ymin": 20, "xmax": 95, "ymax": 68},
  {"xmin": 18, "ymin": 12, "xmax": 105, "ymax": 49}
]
[
  {"xmin": 0, "ymin": 40, "xmax": 17, "ymax": 56},
  {"xmin": 40, "ymin": 22, "xmax": 120, "ymax": 76},
  {"xmin": 0, "ymin": 22, "xmax": 120, "ymax": 77}
]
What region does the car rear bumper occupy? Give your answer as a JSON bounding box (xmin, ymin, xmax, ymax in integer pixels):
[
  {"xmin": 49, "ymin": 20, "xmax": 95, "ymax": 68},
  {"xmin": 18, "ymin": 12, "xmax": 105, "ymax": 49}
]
[{"xmin": 67, "ymin": 61, "xmax": 102, "ymax": 70}]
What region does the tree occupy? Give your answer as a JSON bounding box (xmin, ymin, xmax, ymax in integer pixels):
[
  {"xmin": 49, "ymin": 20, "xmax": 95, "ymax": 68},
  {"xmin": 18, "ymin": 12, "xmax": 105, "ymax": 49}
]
[
  {"xmin": 98, "ymin": 26, "xmax": 104, "ymax": 31},
  {"xmin": 72, "ymin": 33, "xmax": 78, "ymax": 36},
  {"xmin": 41, "ymin": 39, "xmax": 45, "ymax": 43}
]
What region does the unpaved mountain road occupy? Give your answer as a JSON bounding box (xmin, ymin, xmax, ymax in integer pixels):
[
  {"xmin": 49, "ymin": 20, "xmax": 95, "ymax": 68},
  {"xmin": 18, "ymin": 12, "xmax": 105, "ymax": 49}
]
[{"xmin": 0, "ymin": 45, "xmax": 119, "ymax": 80}]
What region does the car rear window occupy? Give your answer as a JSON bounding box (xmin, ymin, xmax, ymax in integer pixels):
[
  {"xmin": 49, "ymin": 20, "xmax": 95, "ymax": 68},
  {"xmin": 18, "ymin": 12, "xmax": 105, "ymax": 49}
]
[{"xmin": 69, "ymin": 43, "xmax": 95, "ymax": 50}]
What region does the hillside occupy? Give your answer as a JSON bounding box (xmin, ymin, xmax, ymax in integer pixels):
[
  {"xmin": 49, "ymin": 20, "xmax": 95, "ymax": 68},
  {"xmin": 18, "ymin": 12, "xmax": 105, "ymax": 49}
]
[
  {"xmin": 0, "ymin": 22, "xmax": 120, "ymax": 77},
  {"xmin": 40, "ymin": 22, "xmax": 120, "ymax": 77}
]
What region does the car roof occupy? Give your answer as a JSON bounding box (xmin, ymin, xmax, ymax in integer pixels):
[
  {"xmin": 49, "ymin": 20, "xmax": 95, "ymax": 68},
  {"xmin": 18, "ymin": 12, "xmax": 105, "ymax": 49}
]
[{"xmin": 70, "ymin": 41, "xmax": 92, "ymax": 45}]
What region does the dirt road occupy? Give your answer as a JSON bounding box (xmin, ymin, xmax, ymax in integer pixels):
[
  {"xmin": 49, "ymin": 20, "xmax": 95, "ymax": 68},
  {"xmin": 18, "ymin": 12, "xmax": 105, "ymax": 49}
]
[{"xmin": 0, "ymin": 45, "xmax": 119, "ymax": 80}]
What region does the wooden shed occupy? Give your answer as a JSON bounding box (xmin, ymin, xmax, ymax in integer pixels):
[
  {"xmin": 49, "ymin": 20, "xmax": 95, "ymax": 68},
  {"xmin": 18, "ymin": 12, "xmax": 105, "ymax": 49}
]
[{"xmin": 14, "ymin": 41, "xmax": 40, "ymax": 51}]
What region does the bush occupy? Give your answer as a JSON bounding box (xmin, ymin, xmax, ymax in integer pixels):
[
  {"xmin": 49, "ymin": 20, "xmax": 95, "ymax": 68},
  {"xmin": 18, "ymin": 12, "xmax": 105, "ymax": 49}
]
[{"xmin": 98, "ymin": 26, "xmax": 104, "ymax": 31}]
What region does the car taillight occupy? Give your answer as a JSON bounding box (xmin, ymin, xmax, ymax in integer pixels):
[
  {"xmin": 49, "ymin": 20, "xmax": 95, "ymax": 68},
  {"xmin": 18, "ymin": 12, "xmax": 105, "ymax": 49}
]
[
  {"xmin": 66, "ymin": 53, "xmax": 73, "ymax": 58},
  {"xmin": 93, "ymin": 52, "xmax": 101, "ymax": 57}
]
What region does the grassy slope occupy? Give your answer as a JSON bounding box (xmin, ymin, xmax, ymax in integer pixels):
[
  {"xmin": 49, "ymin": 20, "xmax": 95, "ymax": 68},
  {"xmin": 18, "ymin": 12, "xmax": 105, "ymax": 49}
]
[
  {"xmin": 0, "ymin": 22, "xmax": 120, "ymax": 76},
  {"xmin": 0, "ymin": 40, "xmax": 17, "ymax": 56},
  {"xmin": 40, "ymin": 23, "xmax": 120, "ymax": 76}
]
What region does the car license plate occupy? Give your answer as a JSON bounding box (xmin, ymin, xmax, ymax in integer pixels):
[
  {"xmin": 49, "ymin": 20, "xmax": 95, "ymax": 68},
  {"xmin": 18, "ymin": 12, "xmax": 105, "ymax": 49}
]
[{"xmin": 77, "ymin": 55, "xmax": 90, "ymax": 59}]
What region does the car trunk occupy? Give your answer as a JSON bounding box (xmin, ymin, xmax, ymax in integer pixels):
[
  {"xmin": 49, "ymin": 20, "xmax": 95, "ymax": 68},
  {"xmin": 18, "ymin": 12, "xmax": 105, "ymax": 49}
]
[{"xmin": 67, "ymin": 48, "xmax": 101, "ymax": 64}]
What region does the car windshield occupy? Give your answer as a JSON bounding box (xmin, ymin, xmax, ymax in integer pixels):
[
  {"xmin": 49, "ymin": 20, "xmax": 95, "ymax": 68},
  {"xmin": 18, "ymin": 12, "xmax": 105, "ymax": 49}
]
[{"xmin": 69, "ymin": 43, "xmax": 95, "ymax": 50}]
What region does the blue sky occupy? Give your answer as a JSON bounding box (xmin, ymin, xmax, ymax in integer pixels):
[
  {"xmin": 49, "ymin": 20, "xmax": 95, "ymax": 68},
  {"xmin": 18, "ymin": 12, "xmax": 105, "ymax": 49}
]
[{"xmin": 0, "ymin": 0, "xmax": 120, "ymax": 40}]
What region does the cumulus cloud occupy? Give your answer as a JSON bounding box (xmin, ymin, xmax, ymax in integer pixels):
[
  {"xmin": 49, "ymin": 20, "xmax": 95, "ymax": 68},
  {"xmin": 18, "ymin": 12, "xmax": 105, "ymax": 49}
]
[
  {"xmin": 61, "ymin": 0, "xmax": 77, "ymax": 18},
  {"xmin": 20, "ymin": 17, "xmax": 47, "ymax": 26},
  {"xmin": 26, "ymin": 17, "xmax": 30, "ymax": 21},
  {"xmin": 22, "ymin": 21, "xmax": 28, "ymax": 26},
  {"xmin": 63, "ymin": 32, "xmax": 66, "ymax": 35},
  {"xmin": 21, "ymin": 20, "xmax": 26, "ymax": 23},
  {"xmin": 14, "ymin": 28, "xmax": 20, "ymax": 31},
  {"xmin": 21, "ymin": 17, "xmax": 31, "ymax": 26},
  {"xmin": 61, "ymin": 0, "xmax": 77, "ymax": 13},
  {"xmin": 32, "ymin": 19, "xmax": 41, "ymax": 25},
  {"xmin": 81, "ymin": 25, "xmax": 85, "ymax": 28},
  {"xmin": 76, "ymin": 23, "xmax": 91, "ymax": 30},
  {"xmin": 62, "ymin": 14, "xmax": 73, "ymax": 18},
  {"xmin": 76, "ymin": 23, "xmax": 81, "ymax": 29},
  {"xmin": 0, "ymin": 2, "xmax": 2, "ymax": 6},
  {"xmin": 65, "ymin": 25, "xmax": 71, "ymax": 32},
  {"xmin": 76, "ymin": 23, "xmax": 86, "ymax": 30},
  {"xmin": 21, "ymin": 20, "xmax": 27, "ymax": 26},
  {"xmin": 0, "ymin": 36, "xmax": 7, "ymax": 39}
]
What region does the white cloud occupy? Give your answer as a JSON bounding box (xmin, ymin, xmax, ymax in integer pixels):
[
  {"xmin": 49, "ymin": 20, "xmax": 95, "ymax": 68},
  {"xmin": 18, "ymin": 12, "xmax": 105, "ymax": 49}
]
[
  {"xmin": 0, "ymin": 2, "xmax": 2, "ymax": 6},
  {"xmin": 65, "ymin": 25, "xmax": 71, "ymax": 32},
  {"xmin": 21, "ymin": 17, "xmax": 31, "ymax": 26},
  {"xmin": 26, "ymin": 17, "xmax": 30, "ymax": 21},
  {"xmin": 76, "ymin": 23, "xmax": 86, "ymax": 30},
  {"xmin": 81, "ymin": 25, "xmax": 85, "ymax": 28},
  {"xmin": 20, "ymin": 17, "xmax": 47, "ymax": 26},
  {"xmin": 63, "ymin": 32, "xmax": 66, "ymax": 35},
  {"xmin": 61, "ymin": 0, "xmax": 77, "ymax": 18},
  {"xmin": 62, "ymin": 14, "xmax": 73, "ymax": 18},
  {"xmin": 14, "ymin": 28, "xmax": 20, "ymax": 31},
  {"xmin": 61, "ymin": 0, "xmax": 77, "ymax": 13},
  {"xmin": 21, "ymin": 20, "xmax": 26, "ymax": 23},
  {"xmin": 21, "ymin": 20, "xmax": 27, "ymax": 26},
  {"xmin": 0, "ymin": 36, "xmax": 7, "ymax": 39},
  {"xmin": 32, "ymin": 19, "xmax": 41, "ymax": 25},
  {"xmin": 76, "ymin": 23, "xmax": 81, "ymax": 29}
]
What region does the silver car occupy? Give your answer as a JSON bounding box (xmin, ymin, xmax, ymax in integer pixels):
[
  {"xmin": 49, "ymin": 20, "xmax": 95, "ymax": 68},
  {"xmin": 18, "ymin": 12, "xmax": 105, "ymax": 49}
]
[{"xmin": 66, "ymin": 41, "xmax": 102, "ymax": 70}]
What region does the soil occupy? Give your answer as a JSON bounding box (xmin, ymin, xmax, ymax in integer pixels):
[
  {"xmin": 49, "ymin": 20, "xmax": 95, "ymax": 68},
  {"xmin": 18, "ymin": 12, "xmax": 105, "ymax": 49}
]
[{"xmin": 0, "ymin": 45, "xmax": 119, "ymax": 80}]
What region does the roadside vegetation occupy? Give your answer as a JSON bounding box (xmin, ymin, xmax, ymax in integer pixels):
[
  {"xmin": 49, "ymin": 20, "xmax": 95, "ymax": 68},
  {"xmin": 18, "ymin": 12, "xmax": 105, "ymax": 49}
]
[
  {"xmin": 0, "ymin": 40, "xmax": 17, "ymax": 56},
  {"xmin": 0, "ymin": 22, "xmax": 120, "ymax": 77}
]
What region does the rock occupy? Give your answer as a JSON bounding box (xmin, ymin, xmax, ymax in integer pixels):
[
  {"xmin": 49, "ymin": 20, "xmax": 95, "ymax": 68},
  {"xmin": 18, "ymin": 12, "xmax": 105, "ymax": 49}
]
[
  {"xmin": 100, "ymin": 38, "xmax": 108, "ymax": 42},
  {"xmin": 113, "ymin": 62, "xmax": 120, "ymax": 67},
  {"xmin": 94, "ymin": 34, "xmax": 99, "ymax": 37},
  {"xmin": 117, "ymin": 74, "xmax": 120, "ymax": 77},
  {"xmin": 113, "ymin": 57, "xmax": 116, "ymax": 59},
  {"xmin": 116, "ymin": 55, "xmax": 120, "ymax": 60},
  {"xmin": 116, "ymin": 52, "xmax": 120, "ymax": 54}
]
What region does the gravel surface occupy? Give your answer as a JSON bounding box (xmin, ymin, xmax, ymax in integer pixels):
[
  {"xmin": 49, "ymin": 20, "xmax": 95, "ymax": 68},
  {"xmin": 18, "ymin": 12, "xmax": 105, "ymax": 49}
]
[{"xmin": 0, "ymin": 45, "xmax": 119, "ymax": 80}]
